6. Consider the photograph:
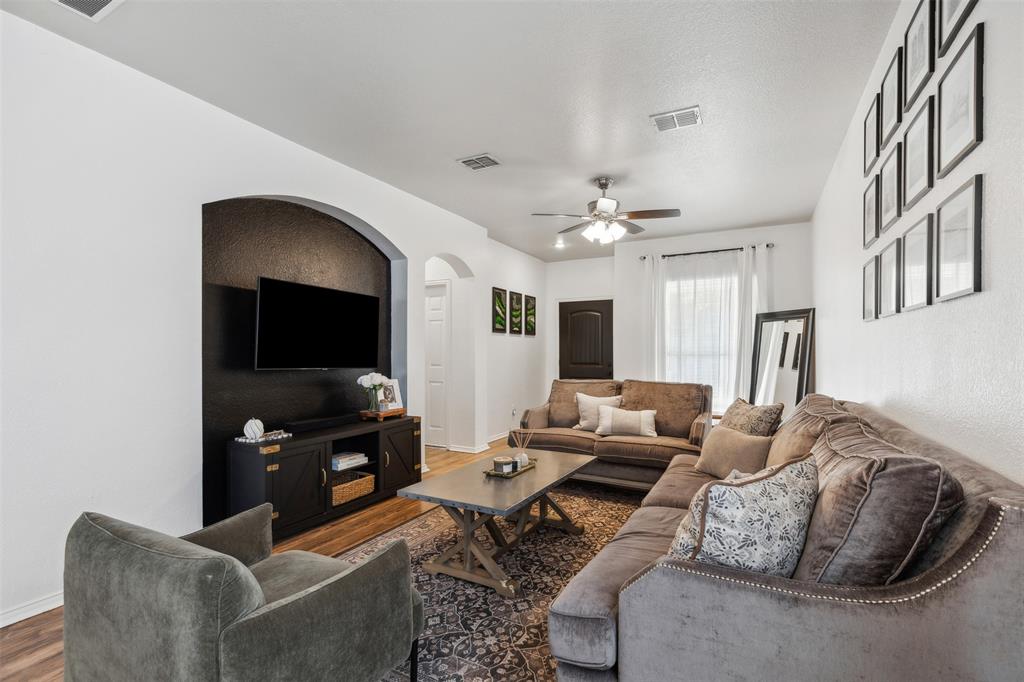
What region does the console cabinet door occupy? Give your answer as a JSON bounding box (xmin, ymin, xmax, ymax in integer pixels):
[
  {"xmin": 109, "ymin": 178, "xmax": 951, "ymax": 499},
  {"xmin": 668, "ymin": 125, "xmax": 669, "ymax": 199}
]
[
  {"xmin": 271, "ymin": 444, "xmax": 326, "ymax": 529},
  {"xmin": 381, "ymin": 427, "xmax": 417, "ymax": 490}
]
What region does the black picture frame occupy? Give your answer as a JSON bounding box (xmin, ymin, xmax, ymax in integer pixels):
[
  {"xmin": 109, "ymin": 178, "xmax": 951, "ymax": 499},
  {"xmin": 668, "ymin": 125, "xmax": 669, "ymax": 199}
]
[
  {"xmin": 935, "ymin": 175, "xmax": 982, "ymax": 302},
  {"xmin": 880, "ymin": 48, "xmax": 903, "ymax": 149},
  {"xmin": 491, "ymin": 287, "xmax": 507, "ymax": 333},
  {"xmin": 864, "ymin": 93, "xmax": 880, "ymax": 176},
  {"xmin": 509, "ymin": 291, "xmax": 523, "ymax": 335},
  {"xmin": 524, "ymin": 295, "xmax": 537, "ymax": 336},
  {"xmin": 880, "ymin": 143, "xmax": 902, "ymax": 233},
  {"xmin": 937, "ymin": 23, "xmax": 983, "ymax": 179},
  {"xmin": 863, "ymin": 256, "xmax": 879, "ymax": 322},
  {"xmin": 749, "ymin": 308, "xmax": 815, "ymax": 405},
  {"xmin": 938, "ymin": 0, "xmax": 979, "ymax": 57},
  {"xmin": 904, "ymin": 0, "xmax": 935, "ymax": 113},
  {"xmin": 878, "ymin": 239, "xmax": 902, "ymax": 318},
  {"xmin": 901, "ymin": 214, "xmax": 934, "ymax": 312},
  {"xmin": 902, "ymin": 96, "xmax": 934, "ymax": 212},
  {"xmin": 863, "ymin": 174, "xmax": 880, "ymax": 249}
]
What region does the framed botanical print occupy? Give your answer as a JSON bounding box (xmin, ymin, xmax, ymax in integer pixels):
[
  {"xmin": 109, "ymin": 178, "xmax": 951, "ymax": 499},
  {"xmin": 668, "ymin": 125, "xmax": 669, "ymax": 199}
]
[
  {"xmin": 901, "ymin": 215, "xmax": 933, "ymax": 311},
  {"xmin": 864, "ymin": 93, "xmax": 880, "ymax": 176},
  {"xmin": 492, "ymin": 287, "xmax": 507, "ymax": 333},
  {"xmin": 524, "ymin": 295, "xmax": 537, "ymax": 336},
  {"xmin": 904, "ymin": 0, "xmax": 935, "ymax": 112},
  {"xmin": 938, "ymin": 0, "xmax": 978, "ymax": 57},
  {"xmin": 863, "ymin": 256, "xmax": 878, "ymax": 322},
  {"xmin": 935, "ymin": 175, "xmax": 982, "ymax": 301},
  {"xmin": 879, "ymin": 143, "xmax": 902, "ymax": 232},
  {"xmin": 878, "ymin": 239, "xmax": 901, "ymax": 318},
  {"xmin": 863, "ymin": 174, "xmax": 879, "ymax": 248},
  {"xmin": 509, "ymin": 291, "xmax": 523, "ymax": 334},
  {"xmin": 902, "ymin": 96, "xmax": 934, "ymax": 211},
  {"xmin": 880, "ymin": 48, "xmax": 903, "ymax": 148},
  {"xmin": 937, "ymin": 24, "xmax": 983, "ymax": 178}
]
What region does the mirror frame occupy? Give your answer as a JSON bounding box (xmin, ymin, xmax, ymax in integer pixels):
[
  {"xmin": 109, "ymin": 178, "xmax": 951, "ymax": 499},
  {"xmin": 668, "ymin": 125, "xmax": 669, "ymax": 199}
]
[{"xmin": 749, "ymin": 308, "xmax": 815, "ymax": 406}]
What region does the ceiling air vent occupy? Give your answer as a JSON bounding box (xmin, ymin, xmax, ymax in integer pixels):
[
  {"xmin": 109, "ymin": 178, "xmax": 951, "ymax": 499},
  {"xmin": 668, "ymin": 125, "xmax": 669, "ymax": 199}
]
[
  {"xmin": 52, "ymin": 0, "xmax": 126, "ymax": 22},
  {"xmin": 457, "ymin": 154, "xmax": 501, "ymax": 171},
  {"xmin": 650, "ymin": 105, "xmax": 702, "ymax": 132}
]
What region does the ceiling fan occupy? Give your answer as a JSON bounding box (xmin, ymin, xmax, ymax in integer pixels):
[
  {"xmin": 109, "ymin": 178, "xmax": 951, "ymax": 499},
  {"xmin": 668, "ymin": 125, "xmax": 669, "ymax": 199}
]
[{"xmin": 532, "ymin": 177, "xmax": 681, "ymax": 244}]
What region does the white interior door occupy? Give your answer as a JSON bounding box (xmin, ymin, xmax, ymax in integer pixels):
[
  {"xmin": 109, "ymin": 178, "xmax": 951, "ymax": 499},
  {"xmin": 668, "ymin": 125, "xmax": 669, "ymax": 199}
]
[{"xmin": 424, "ymin": 282, "xmax": 450, "ymax": 447}]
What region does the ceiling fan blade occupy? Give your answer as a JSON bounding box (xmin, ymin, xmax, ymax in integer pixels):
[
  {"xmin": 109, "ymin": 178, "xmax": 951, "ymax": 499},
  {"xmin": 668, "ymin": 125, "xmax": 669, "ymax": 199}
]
[
  {"xmin": 532, "ymin": 213, "xmax": 591, "ymax": 219},
  {"xmin": 617, "ymin": 220, "xmax": 646, "ymax": 235},
  {"xmin": 558, "ymin": 221, "xmax": 593, "ymax": 234},
  {"xmin": 618, "ymin": 209, "xmax": 681, "ymax": 220}
]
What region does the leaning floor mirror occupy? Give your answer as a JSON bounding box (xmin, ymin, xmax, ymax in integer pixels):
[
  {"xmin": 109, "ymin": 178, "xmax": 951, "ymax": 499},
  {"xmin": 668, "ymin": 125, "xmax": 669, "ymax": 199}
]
[{"xmin": 749, "ymin": 308, "xmax": 815, "ymax": 419}]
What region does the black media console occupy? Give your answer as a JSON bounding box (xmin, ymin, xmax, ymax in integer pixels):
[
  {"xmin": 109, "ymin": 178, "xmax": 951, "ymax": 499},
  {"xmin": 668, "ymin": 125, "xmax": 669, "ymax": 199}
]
[{"xmin": 228, "ymin": 416, "xmax": 422, "ymax": 539}]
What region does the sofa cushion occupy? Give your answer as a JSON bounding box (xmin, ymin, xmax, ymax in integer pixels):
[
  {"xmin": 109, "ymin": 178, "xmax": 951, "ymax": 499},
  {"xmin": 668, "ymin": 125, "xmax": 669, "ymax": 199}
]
[
  {"xmin": 694, "ymin": 426, "xmax": 772, "ymax": 479},
  {"xmin": 619, "ymin": 380, "xmax": 708, "ymax": 439},
  {"xmin": 549, "ymin": 505, "xmax": 686, "ymax": 670},
  {"xmin": 549, "ymin": 380, "xmax": 622, "ymax": 428},
  {"xmin": 575, "ymin": 393, "xmax": 623, "ymax": 431},
  {"xmin": 641, "ymin": 454, "xmax": 713, "ymax": 508},
  {"xmin": 792, "ymin": 421, "xmax": 965, "ymax": 586},
  {"xmin": 765, "ymin": 393, "xmax": 861, "ymax": 467},
  {"xmin": 595, "ymin": 406, "xmax": 657, "ymax": 437},
  {"xmin": 512, "ymin": 427, "xmax": 601, "ymax": 454},
  {"xmin": 250, "ymin": 550, "xmax": 350, "ymax": 603},
  {"xmin": 719, "ymin": 398, "xmax": 784, "ymax": 436},
  {"xmin": 670, "ymin": 455, "xmax": 819, "ymax": 577},
  {"xmin": 593, "ymin": 434, "xmax": 699, "ymax": 469}
]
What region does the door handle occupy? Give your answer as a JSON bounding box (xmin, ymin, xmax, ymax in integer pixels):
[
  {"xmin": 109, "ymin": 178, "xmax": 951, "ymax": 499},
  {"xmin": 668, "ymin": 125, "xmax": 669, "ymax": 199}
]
[
  {"xmin": 321, "ymin": 468, "xmax": 326, "ymax": 487},
  {"xmin": 385, "ymin": 450, "xmax": 391, "ymax": 468}
]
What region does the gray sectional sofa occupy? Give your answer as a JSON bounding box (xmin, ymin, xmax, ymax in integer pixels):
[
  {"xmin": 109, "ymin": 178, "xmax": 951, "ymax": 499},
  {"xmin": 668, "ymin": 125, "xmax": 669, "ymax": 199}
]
[{"xmin": 546, "ymin": 395, "xmax": 1024, "ymax": 682}]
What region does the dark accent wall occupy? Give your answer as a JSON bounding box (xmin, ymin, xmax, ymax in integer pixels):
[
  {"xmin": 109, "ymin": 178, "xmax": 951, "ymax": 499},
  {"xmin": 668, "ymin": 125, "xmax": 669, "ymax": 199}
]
[{"xmin": 202, "ymin": 198, "xmax": 391, "ymax": 524}]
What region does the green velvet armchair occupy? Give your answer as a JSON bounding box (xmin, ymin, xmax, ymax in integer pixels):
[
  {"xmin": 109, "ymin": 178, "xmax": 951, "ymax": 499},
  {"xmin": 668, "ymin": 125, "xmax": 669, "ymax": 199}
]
[{"xmin": 64, "ymin": 503, "xmax": 423, "ymax": 681}]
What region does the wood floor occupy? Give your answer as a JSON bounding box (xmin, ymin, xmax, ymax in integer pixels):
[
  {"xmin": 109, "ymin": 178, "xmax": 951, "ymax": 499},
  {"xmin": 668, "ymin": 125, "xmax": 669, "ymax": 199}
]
[{"xmin": 0, "ymin": 442, "xmax": 505, "ymax": 681}]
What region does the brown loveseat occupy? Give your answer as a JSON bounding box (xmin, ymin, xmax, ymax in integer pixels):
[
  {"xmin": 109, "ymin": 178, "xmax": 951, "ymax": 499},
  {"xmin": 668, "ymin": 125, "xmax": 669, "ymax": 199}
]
[
  {"xmin": 547, "ymin": 394, "xmax": 1024, "ymax": 681},
  {"xmin": 509, "ymin": 379, "xmax": 713, "ymax": 490}
]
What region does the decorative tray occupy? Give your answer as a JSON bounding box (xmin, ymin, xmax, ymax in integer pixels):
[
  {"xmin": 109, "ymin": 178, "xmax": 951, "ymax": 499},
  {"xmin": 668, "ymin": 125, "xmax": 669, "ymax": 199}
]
[{"xmin": 484, "ymin": 458, "xmax": 537, "ymax": 479}]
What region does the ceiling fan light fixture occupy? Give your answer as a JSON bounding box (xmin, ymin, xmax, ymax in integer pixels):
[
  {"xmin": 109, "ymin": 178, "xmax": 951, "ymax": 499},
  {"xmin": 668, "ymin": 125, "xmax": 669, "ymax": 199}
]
[
  {"xmin": 599, "ymin": 226, "xmax": 615, "ymax": 245},
  {"xmin": 582, "ymin": 220, "xmax": 606, "ymax": 242},
  {"xmin": 595, "ymin": 196, "xmax": 617, "ymax": 214},
  {"xmin": 608, "ymin": 221, "xmax": 627, "ymax": 241}
]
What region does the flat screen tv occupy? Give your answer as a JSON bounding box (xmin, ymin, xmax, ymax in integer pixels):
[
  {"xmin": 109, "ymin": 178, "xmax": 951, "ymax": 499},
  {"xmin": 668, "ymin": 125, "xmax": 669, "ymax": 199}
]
[{"xmin": 255, "ymin": 277, "xmax": 379, "ymax": 370}]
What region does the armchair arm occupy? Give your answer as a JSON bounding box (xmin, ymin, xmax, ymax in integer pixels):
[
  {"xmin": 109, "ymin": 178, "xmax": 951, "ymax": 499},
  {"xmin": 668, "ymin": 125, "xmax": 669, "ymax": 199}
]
[
  {"xmin": 520, "ymin": 403, "xmax": 550, "ymax": 429},
  {"xmin": 688, "ymin": 410, "xmax": 713, "ymax": 447},
  {"xmin": 181, "ymin": 503, "xmax": 272, "ymax": 566},
  {"xmin": 616, "ymin": 499, "xmax": 1024, "ymax": 682},
  {"xmin": 218, "ymin": 540, "xmax": 416, "ymax": 682}
]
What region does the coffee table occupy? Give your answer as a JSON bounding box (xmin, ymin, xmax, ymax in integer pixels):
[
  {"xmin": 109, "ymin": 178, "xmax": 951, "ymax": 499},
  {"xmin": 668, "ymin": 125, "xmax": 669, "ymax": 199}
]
[{"xmin": 397, "ymin": 449, "xmax": 595, "ymax": 596}]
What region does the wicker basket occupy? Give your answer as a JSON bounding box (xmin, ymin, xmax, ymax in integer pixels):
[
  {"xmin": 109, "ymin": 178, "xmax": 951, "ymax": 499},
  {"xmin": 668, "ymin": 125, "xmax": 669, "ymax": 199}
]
[{"xmin": 332, "ymin": 471, "xmax": 375, "ymax": 506}]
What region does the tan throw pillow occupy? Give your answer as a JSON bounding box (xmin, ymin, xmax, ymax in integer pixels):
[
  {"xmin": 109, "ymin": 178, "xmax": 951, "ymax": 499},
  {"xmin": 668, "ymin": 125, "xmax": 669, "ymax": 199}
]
[
  {"xmin": 574, "ymin": 393, "xmax": 623, "ymax": 432},
  {"xmin": 595, "ymin": 405, "xmax": 657, "ymax": 437},
  {"xmin": 670, "ymin": 455, "xmax": 819, "ymax": 577},
  {"xmin": 694, "ymin": 426, "xmax": 772, "ymax": 479},
  {"xmin": 719, "ymin": 398, "xmax": 784, "ymax": 436},
  {"xmin": 765, "ymin": 394, "xmax": 861, "ymax": 467}
]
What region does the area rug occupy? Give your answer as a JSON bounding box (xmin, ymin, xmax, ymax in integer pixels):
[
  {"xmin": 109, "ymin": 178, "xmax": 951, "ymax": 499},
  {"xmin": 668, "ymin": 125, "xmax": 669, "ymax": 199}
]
[{"xmin": 333, "ymin": 482, "xmax": 643, "ymax": 682}]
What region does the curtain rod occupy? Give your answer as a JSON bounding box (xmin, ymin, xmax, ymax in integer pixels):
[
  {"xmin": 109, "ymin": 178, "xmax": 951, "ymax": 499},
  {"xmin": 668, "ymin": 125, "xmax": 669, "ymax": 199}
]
[{"xmin": 638, "ymin": 243, "xmax": 775, "ymax": 260}]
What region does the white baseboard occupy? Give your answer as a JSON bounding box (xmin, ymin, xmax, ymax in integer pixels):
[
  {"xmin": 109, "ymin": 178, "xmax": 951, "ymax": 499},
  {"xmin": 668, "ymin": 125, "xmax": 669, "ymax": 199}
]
[
  {"xmin": 446, "ymin": 443, "xmax": 490, "ymax": 454},
  {"xmin": 1, "ymin": 590, "xmax": 63, "ymax": 627},
  {"xmin": 489, "ymin": 431, "xmax": 509, "ymax": 444}
]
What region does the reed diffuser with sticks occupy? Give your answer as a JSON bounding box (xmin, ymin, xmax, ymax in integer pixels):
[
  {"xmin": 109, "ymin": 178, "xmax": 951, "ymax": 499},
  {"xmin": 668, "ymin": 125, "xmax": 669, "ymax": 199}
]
[{"xmin": 510, "ymin": 407, "xmax": 533, "ymax": 457}]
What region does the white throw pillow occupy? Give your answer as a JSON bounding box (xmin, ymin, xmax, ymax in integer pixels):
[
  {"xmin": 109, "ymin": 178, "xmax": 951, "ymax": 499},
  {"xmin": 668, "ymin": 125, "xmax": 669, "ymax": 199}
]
[
  {"xmin": 574, "ymin": 393, "xmax": 623, "ymax": 431},
  {"xmin": 594, "ymin": 405, "xmax": 657, "ymax": 437},
  {"xmin": 670, "ymin": 455, "xmax": 819, "ymax": 577}
]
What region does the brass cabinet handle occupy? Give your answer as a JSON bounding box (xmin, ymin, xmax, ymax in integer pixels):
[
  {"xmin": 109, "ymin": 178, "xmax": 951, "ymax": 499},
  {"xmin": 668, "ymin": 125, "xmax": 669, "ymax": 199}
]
[
  {"xmin": 321, "ymin": 468, "xmax": 326, "ymax": 487},
  {"xmin": 385, "ymin": 450, "xmax": 391, "ymax": 468}
]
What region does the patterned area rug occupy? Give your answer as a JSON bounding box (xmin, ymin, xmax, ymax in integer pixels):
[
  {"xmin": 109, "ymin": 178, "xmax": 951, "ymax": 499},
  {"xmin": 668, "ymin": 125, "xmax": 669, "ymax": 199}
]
[{"xmin": 333, "ymin": 482, "xmax": 642, "ymax": 682}]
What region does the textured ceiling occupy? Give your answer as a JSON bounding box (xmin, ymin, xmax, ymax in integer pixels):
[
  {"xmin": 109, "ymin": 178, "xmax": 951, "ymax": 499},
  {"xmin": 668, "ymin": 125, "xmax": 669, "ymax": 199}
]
[{"xmin": 2, "ymin": 0, "xmax": 898, "ymax": 261}]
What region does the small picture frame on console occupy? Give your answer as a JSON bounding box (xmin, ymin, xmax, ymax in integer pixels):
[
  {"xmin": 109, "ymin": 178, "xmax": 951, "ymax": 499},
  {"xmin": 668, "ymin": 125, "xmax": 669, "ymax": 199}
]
[
  {"xmin": 937, "ymin": 23, "xmax": 983, "ymax": 178},
  {"xmin": 901, "ymin": 214, "xmax": 933, "ymax": 312},
  {"xmin": 935, "ymin": 175, "xmax": 982, "ymax": 302},
  {"xmin": 377, "ymin": 379, "xmax": 403, "ymax": 411},
  {"xmin": 863, "ymin": 256, "xmax": 879, "ymax": 322},
  {"xmin": 878, "ymin": 239, "xmax": 901, "ymax": 318}
]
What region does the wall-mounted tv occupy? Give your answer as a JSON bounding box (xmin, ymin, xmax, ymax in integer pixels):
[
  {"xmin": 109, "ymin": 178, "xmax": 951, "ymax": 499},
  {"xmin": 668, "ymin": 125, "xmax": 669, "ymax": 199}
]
[{"xmin": 255, "ymin": 277, "xmax": 379, "ymax": 370}]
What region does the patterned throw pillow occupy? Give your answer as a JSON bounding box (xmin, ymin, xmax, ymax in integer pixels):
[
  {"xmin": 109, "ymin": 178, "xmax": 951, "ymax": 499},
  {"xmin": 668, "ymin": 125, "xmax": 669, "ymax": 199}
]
[
  {"xmin": 574, "ymin": 393, "xmax": 623, "ymax": 432},
  {"xmin": 670, "ymin": 455, "xmax": 819, "ymax": 577},
  {"xmin": 594, "ymin": 405, "xmax": 658, "ymax": 437},
  {"xmin": 718, "ymin": 398, "xmax": 784, "ymax": 436}
]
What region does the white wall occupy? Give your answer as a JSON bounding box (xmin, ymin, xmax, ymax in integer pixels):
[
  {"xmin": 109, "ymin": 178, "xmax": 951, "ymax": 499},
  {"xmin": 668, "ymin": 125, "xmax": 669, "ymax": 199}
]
[
  {"xmin": 612, "ymin": 222, "xmax": 814, "ymax": 381},
  {"xmin": 0, "ymin": 14, "xmax": 537, "ymax": 623},
  {"xmin": 811, "ymin": 0, "xmax": 1024, "ymax": 484},
  {"xmin": 543, "ymin": 257, "xmax": 615, "ymax": 385}
]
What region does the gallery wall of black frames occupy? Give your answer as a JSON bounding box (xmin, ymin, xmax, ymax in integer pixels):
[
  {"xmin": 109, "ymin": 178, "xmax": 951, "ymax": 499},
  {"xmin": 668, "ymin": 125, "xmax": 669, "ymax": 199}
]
[
  {"xmin": 202, "ymin": 198, "xmax": 391, "ymax": 524},
  {"xmin": 860, "ymin": 0, "xmax": 984, "ymax": 323}
]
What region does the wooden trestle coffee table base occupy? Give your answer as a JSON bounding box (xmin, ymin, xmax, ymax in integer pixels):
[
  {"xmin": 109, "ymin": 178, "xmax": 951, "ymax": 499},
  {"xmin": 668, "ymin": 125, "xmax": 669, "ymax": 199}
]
[{"xmin": 398, "ymin": 449, "xmax": 595, "ymax": 597}]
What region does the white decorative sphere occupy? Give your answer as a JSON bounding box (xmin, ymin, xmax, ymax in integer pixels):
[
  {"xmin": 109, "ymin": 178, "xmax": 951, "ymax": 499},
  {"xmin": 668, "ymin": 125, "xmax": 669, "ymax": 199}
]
[{"xmin": 243, "ymin": 418, "xmax": 264, "ymax": 440}]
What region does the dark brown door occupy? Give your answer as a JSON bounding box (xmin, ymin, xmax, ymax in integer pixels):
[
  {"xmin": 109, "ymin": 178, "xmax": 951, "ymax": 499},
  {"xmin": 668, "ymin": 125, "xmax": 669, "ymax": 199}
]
[{"xmin": 559, "ymin": 300, "xmax": 613, "ymax": 379}]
